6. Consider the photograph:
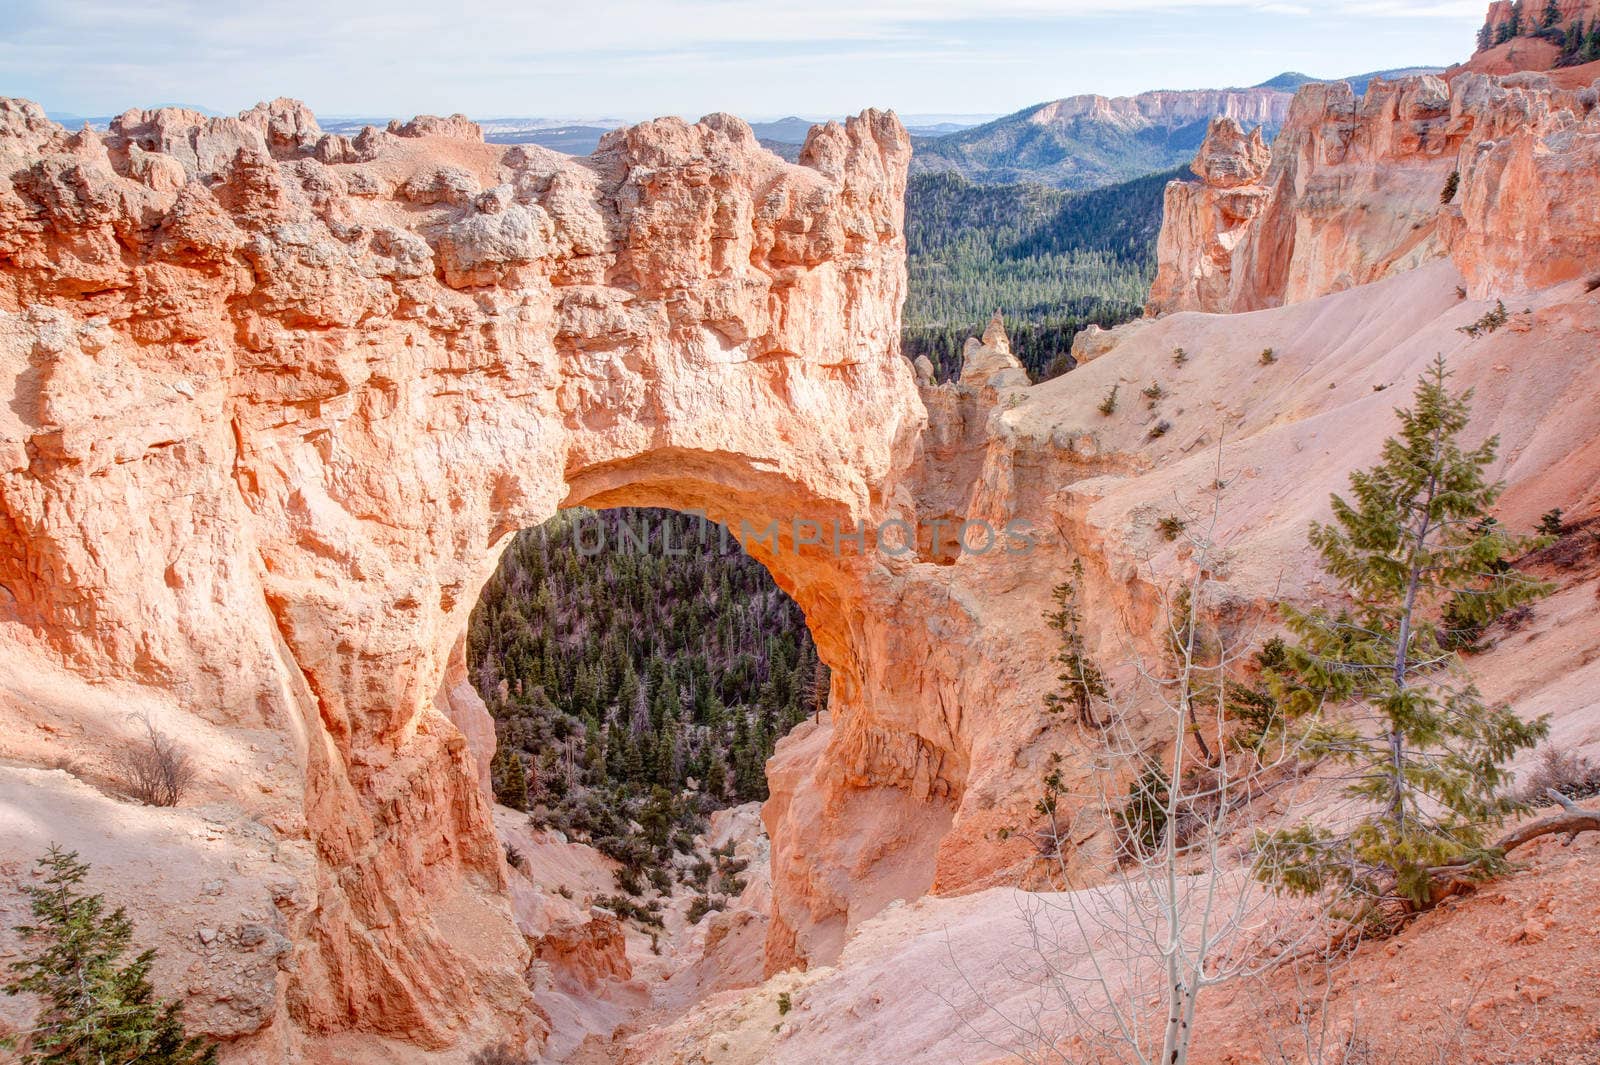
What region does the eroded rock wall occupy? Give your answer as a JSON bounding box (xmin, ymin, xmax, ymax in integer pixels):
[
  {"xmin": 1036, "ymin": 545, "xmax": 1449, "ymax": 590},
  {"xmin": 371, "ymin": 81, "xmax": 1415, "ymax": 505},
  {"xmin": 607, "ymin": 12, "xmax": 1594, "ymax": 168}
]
[
  {"xmin": 0, "ymin": 96, "xmax": 918, "ymax": 1056},
  {"xmin": 1147, "ymin": 71, "xmax": 1600, "ymax": 315}
]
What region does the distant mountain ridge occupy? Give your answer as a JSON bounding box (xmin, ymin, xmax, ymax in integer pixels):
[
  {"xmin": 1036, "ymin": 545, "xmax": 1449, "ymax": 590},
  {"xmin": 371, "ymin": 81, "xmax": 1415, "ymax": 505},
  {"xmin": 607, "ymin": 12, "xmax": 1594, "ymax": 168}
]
[{"xmin": 910, "ymin": 66, "xmax": 1445, "ymax": 189}]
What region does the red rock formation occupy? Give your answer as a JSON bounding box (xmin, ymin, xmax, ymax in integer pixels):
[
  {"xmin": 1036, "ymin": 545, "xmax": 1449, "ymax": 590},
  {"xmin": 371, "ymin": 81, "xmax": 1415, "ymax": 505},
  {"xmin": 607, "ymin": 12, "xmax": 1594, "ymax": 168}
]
[
  {"xmin": 0, "ymin": 95, "xmax": 916, "ymax": 1056},
  {"xmin": 1148, "ymin": 70, "xmax": 1600, "ymax": 315},
  {"xmin": 533, "ymin": 910, "xmax": 632, "ymax": 992},
  {"xmin": 1481, "ymin": 0, "xmax": 1600, "ymax": 41}
]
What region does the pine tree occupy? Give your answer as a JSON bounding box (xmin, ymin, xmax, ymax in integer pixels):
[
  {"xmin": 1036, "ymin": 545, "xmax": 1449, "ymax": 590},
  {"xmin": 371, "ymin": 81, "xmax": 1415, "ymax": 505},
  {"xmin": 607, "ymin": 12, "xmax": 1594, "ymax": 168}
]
[
  {"xmin": 1259, "ymin": 359, "xmax": 1552, "ymax": 911},
  {"xmin": 1477, "ymin": 20, "xmax": 1495, "ymax": 51},
  {"xmin": 1543, "ymin": 0, "xmax": 1562, "ymax": 28},
  {"xmin": 3, "ymin": 846, "xmax": 217, "ymax": 1065},
  {"xmin": 491, "ymin": 745, "xmax": 529, "ymax": 811},
  {"xmin": 1043, "ymin": 560, "xmax": 1109, "ymax": 728}
]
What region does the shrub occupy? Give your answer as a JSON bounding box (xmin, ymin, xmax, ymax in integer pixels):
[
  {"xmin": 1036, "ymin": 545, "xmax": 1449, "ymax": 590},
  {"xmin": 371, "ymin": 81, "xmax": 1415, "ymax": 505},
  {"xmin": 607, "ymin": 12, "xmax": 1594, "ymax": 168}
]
[
  {"xmin": 1147, "ymin": 420, "xmax": 1172, "ymax": 440},
  {"xmin": 1258, "ymin": 348, "xmax": 1277, "ymax": 366},
  {"xmin": 595, "ymin": 893, "xmax": 664, "ymax": 928},
  {"xmin": 612, "ymin": 865, "xmax": 644, "ymax": 896},
  {"xmin": 687, "ymin": 895, "xmax": 725, "ymax": 924},
  {"xmin": 1458, "ymin": 299, "xmax": 1509, "ymax": 337},
  {"xmin": 1141, "ymin": 381, "xmax": 1164, "ymax": 404},
  {"xmin": 777, "ymin": 991, "xmax": 793, "ymax": 1016},
  {"xmin": 120, "ymin": 714, "xmax": 196, "ymax": 808},
  {"xmin": 471, "ymin": 1046, "xmax": 533, "ymax": 1065},
  {"xmin": 1519, "ymin": 744, "xmax": 1600, "ymax": 803},
  {"xmin": 3, "ymin": 846, "xmax": 216, "ymax": 1065},
  {"xmin": 1171, "ymin": 347, "xmax": 1189, "ymax": 366},
  {"xmin": 1440, "ymin": 170, "xmax": 1460, "ymax": 204},
  {"xmin": 1114, "ymin": 768, "xmax": 1170, "ymax": 860},
  {"xmin": 1157, "ymin": 515, "xmax": 1187, "ymax": 541},
  {"xmin": 1097, "ymin": 384, "xmax": 1119, "ymax": 416},
  {"xmin": 503, "ymin": 842, "xmax": 526, "ymax": 871},
  {"xmin": 1537, "ymin": 508, "xmax": 1565, "ymax": 536}
]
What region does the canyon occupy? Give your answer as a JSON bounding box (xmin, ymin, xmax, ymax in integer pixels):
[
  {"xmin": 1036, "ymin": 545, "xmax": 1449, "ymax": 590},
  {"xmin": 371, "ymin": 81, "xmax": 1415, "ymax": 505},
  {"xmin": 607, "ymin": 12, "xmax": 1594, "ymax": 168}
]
[{"xmin": 2, "ymin": 27, "xmax": 1600, "ymax": 1065}]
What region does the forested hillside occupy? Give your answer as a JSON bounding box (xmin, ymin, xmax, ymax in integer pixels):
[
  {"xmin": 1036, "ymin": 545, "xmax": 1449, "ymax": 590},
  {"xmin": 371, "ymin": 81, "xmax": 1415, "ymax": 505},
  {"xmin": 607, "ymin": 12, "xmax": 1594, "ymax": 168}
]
[
  {"xmin": 468, "ymin": 509, "xmax": 825, "ymax": 902},
  {"xmin": 902, "ymin": 167, "xmax": 1179, "ymax": 381}
]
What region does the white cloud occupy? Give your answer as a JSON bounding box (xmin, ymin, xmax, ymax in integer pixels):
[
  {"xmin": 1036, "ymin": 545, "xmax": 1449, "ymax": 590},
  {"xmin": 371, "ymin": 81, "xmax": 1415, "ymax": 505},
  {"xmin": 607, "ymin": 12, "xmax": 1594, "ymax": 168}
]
[{"xmin": 1, "ymin": 0, "xmax": 1483, "ymax": 118}]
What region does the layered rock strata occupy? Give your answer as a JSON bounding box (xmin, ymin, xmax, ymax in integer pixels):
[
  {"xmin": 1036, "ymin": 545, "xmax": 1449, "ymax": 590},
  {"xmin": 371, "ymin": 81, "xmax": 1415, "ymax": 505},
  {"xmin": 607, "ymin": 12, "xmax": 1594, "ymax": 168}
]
[{"xmin": 1147, "ymin": 72, "xmax": 1600, "ymax": 314}]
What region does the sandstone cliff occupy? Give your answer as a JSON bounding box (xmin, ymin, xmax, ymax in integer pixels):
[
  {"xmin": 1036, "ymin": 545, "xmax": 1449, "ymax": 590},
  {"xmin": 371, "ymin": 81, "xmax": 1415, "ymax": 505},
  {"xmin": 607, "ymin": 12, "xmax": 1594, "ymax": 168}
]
[
  {"xmin": 1147, "ymin": 72, "xmax": 1600, "ymax": 315},
  {"xmin": 0, "ymin": 96, "xmax": 916, "ymax": 1059}
]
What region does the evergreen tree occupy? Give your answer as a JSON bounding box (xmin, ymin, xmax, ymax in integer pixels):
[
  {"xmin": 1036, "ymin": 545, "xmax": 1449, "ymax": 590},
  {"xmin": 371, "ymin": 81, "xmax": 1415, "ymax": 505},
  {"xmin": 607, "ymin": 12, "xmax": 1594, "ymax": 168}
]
[
  {"xmin": 1477, "ymin": 20, "xmax": 1494, "ymax": 51},
  {"xmin": 1259, "ymin": 359, "xmax": 1553, "ymax": 910},
  {"xmin": 491, "ymin": 745, "xmax": 529, "ymax": 811},
  {"xmin": 1043, "ymin": 559, "xmax": 1109, "ymax": 728},
  {"xmin": 1543, "ymin": 0, "xmax": 1563, "ymax": 28},
  {"xmin": 3, "ymin": 847, "xmax": 216, "ymax": 1065}
]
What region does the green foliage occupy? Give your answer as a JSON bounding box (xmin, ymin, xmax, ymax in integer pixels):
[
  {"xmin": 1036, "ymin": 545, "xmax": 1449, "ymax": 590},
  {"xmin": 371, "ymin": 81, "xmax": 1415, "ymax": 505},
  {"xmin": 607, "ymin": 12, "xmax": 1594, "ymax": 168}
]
[
  {"xmin": 1141, "ymin": 380, "xmax": 1165, "ymax": 406},
  {"xmin": 901, "ymin": 169, "xmax": 1178, "ymax": 381},
  {"xmin": 1097, "ymin": 384, "xmax": 1120, "ymax": 416},
  {"xmin": 1147, "ymin": 419, "xmax": 1172, "ymax": 440},
  {"xmin": 1171, "ymin": 347, "xmax": 1189, "ymax": 367},
  {"xmin": 686, "ymin": 895, "xmax": 724, "ymax": 925},
  {"xmin": 1259, "ymin": 347, "xmax": 1277, "ymax": 366},
  {"xmin": 595, "ymin": 893, "xmax": 663, "ymax": 929},
  {"xmin": 469, "ymin": 508, "xmax": 825, "ymax": 898},
  {"xmin": 1543, "ymin": 0, "xmax": 1563, "ymax": 28},
  {"xmin": 1537, "ymin": 508, "xmax": 1565, "ymax": 537},
  {"xmin": 1043, "ymin": 560, "xmax": 1109, "ymax": 729},
  {"xmin": 492, "ymin": 746, "xmax": 529, "ymax": 811},
  {"xmin": 1257, "ymin": 359, "xmax": 1554, "ymax": 909},
  {"xmin": 1157, "ymin": 515, "xmax": 1187, "ymax": 542},
  {"xmin": 776, "ymin": 992, "xmax": 793, "ymax": 1016},
  {"xmin": 1226, "ymin": 637, "xmax": 1291, "ymax": 752},
  {"xmin": 1115, "ymin": 768, "xmax": 1172, "ymax": 860},
  {"xmin": 1458, "ymin": 299, "xmax": 1509, "ymax": 337},
  {"xmin": 1440, "ymin": 170, "xmax": 1460, "ymax": 205},
  {"xmin": 3, "ymin": 846, "xmax": 216, "ymax": 1065}
]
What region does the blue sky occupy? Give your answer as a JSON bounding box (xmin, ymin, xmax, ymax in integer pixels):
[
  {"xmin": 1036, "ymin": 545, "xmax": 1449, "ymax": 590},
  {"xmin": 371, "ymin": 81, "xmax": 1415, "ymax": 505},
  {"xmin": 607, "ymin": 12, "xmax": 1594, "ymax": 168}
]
[{"xmin": 2, "ymin": 1, "xmax": 1486, "ymax": 121}]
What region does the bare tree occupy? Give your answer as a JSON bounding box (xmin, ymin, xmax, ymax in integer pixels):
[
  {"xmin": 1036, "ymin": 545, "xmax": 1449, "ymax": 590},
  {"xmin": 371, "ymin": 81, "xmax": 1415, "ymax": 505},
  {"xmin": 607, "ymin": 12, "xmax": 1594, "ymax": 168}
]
[
  {"xmin": 119, "ymin": 712, "xmax": 197, "ymax": 807},
  {"xmin": 951, "ymin": 455, "xmax": 1326, "ymax": 1065}
]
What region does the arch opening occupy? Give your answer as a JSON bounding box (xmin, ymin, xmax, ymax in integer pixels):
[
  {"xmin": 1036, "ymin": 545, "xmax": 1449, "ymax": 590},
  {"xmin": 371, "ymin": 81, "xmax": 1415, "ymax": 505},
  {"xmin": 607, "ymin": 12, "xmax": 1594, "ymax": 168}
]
[{"xmin": 466, "ymin": 506, "xmax": 829, "ymax": 892}]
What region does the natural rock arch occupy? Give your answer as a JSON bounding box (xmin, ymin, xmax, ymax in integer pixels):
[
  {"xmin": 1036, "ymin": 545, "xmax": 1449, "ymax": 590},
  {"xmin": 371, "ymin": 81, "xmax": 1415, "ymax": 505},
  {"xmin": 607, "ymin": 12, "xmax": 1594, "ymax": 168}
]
[{"xmin": 0, "ymin": 96, "xmax": 1005, "ymax": 1049}]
